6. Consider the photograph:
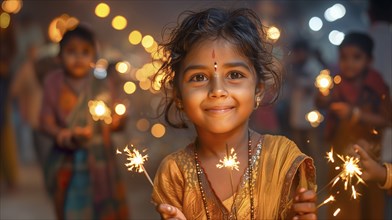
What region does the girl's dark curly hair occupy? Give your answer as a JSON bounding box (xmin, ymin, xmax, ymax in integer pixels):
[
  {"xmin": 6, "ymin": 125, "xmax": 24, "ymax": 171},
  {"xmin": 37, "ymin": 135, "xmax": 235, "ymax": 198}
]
[{"xmin": 153, "ymin": 8, "xmax": 281, "ymax": 128}]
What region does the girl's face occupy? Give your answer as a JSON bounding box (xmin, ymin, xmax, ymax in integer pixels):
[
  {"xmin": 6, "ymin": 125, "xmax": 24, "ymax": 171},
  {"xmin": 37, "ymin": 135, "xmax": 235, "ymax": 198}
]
[
  {"xmin": 339, "ymin": 45, "xmax": 371, "ymax": 79},
  {"xmin": 178, "ymin": 39, "xmax": 262, "ymax": 134},
  {"xmin": 60, "ymin": 37, "xmax": 95, "ymax": 78}
]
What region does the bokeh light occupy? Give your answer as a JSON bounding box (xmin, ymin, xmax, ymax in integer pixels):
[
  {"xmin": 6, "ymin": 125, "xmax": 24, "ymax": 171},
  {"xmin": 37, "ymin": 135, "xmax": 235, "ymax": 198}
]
[
  {"xmin": 329, "ymin": 30, "xmax": 345, "ymax": 45},
  {"xmin": 324, "ymin": 3, "xmax": 346, "ymax": 22},
  {"xmin": 139, "ymin": 79, "xmax": 151, "ymax": 90},
  {"xmin": 116, "ymin": 61, "xmax": 130, "ymax": 74},
  {"xmin": 136, "ymin": 118, "xmax": 150, "ymax": 132},
  {"xmin": 112, "ymin": 15, "xmax": 127, "ymax": 30},
  {"xmin": 141, "ymin": 35, "xmax": 154, "ymax": 48},
  {"xmin": 1, "ymin": 0, "xmax": 22, "ymax": 14},
  {"xmin": 306, "ymin": 110, "xmax": 324, "ymax": 127},
  {"xmin": 333, "ymin": 75, "xmax": 342, "ymax": 84},
  {"xmin": 309, "ymin": 16, "xmax": 323, "ymax": 31},
  {"xmin": 151, "ymin": 123, "xmax": 166, "ymax": 138},
  {"xmin": 267, "ymin": 26, "xmax": 280, "ymax": 41},
  {"xmin": 115, "ymin": 103, "xmax": 126, "ymax": 115},
  {"xmin": 95, "ymin": 3, "xmax": 110, "ymax": 18},
  {"xmin": 128, "ymin": 30, "xmax": 142, "ymax": 45},
  {"xmin": 0, "ymin": 12, "xmax": 10, "ymax": 29},
  {"xmin": 48, "ymin": 14, "xmax": 79, "ymax": 43},
  {"xmin": 145, "ymin": 41, "xmax": 158, "ymax": 53},
  {"xmin": 124, "ymin": 81, "xmax": 136, "ymax": 94}
]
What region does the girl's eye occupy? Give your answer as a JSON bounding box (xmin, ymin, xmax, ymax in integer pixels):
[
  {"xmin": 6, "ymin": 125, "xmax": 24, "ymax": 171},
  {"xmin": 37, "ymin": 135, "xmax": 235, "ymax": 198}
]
[
  {"xmin": 190, "ymin": 74, "xmax": 208, "ymax": 82},
  {"xmin": 227, "ymin": 71, "xmax": 244, "ymax": 79}
]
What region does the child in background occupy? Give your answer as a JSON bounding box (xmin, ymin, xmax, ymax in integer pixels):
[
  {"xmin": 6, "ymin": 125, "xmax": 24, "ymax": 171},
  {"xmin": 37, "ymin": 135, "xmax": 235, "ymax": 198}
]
[
  {"xmin": 316, "ymin": 32, "xmax": 391, "ymax": 219},
  {"xmin": 152, "ymin": 8, "xmax": 317, "ymax": 220},
  {"xmin": 40, "ymin": 26, "xmax": 128, "ymax": 220}
]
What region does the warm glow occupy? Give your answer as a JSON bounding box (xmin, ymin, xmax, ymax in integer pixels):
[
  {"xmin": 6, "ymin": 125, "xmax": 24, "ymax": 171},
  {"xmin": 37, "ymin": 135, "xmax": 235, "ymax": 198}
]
[
  {"xmin": 306, "ymin": 110, "xmax": 324, "ymax": 127},
  {"xmin": 95, "ymin": 3, "xmax": 110, "ymax": 18},
  {"xmin": 1, "ymin": 0, "xmax": 22, "ymax": 14},
  {"xmin": 116, "ymin": 61, "xmax": 130, "ymax": 74},
  {"xmin": 267, "ymin": 26, "xmax": 280, "ymax": 41},
  {"xmin": 88, "ymin": 100, "xmax": 112, "ymax": 124},
  {"xmin": 145, "ymin": 41, "xmax": 158, "ymax": 53},
  {"xmin": 123, "ymin": 81, "xmax": 136, "ymax": 94},
  {"xmin": 151, "ymin": 123, "xmax": 165, "ymax": 138},
  {"xmin": 139, "ymin": 79, "xmax": 151, "ymax": 90},
  {"xmin": 112, "ymin": 15, "xmax": 127, "ymax": 30},
  {"xmin": 128, "ymin": 30, "xmax": 142, "ymax": 45},
  {"xmin": 0, "ymin": 12, "xmax": 10, "ymax": 29},
  {"xmin": 136, "ymin": 118, "xmax": 150, "ymax": 132},
  {"xmin": 48, "ymin": 14, "xmax": 79, "ymax": 43},
  {"xmin": 315, "ymin": 69, "xmax": 333, "ymax": 96},
  {"xmin": 141, "ymin": 35, "xmax": 154, "ymax": 48},
  {"xmin": 115, "ymin": 103, "xmax": 126, "ymax": 115},
  {"xmin": 333, "ymin": 75, "xmax": 342, "ymax": 84}
]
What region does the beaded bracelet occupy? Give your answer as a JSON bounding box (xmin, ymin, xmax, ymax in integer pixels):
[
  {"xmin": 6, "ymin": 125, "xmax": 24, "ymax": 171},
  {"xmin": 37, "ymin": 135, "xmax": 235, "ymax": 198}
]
[{"xmin": 379, "ymin": 163, "xmax": 392, "ymax": 189}]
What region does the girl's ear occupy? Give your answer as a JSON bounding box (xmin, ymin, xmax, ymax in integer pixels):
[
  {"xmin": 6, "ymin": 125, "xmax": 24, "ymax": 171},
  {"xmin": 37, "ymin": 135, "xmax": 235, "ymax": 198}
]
[{"xmin": 255, "ymin": 82, "xmax": 265, "ymax": 100}]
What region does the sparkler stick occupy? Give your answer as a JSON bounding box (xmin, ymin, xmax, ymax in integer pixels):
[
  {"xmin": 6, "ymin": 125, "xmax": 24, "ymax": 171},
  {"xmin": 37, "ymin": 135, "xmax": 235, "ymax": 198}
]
[
  {"xmin": 216, "ymin": 145, "xmax": 240, "ymax": 219},
  {"xmin": 117, "ymin": 145, "xmax": 164, "ymax": 204}
]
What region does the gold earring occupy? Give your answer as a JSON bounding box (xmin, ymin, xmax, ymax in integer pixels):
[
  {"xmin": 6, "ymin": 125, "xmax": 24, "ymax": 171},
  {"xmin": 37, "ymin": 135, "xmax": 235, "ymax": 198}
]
[{"xmin": 254, "ymin": 96, "xmax": 261, "ymax": 109}]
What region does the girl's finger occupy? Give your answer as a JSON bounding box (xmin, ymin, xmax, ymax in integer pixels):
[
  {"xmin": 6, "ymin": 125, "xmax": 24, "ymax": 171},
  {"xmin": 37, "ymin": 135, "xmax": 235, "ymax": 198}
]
[
  {"xmin": 295, "ymin": 189, "xmax": 317, "ymax": 202},
  {"xmin": 353, "ymin": 144, "xmax": 369, "ymax": 160},
  {"xmin": 292, "ymin": 202, "xmax": 317, "ymax": 213},
  {"xmin": 157, "ymin": 204, "xmax": 177, "ymax": 218}
]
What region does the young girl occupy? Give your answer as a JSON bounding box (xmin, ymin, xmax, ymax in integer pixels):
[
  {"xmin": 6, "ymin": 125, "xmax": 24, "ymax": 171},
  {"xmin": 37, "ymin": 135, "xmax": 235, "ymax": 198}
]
[
  {"xmin": 316, "ymin": 32, "xmax": 391, "ymax": 219},
  {"xmin": 40, "ymin": 26, "xmax": 128, "ymax": 220},
  {"xmin": 152, "ymin": 8, "xmax": 317, "ymax": 220}
]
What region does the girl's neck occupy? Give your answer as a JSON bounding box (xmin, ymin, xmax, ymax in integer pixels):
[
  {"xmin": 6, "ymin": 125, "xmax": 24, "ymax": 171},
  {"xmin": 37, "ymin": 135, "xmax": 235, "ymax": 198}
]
[{"xmin": 195, "ymin": 124, "xmax": 249, "ymax": 158}]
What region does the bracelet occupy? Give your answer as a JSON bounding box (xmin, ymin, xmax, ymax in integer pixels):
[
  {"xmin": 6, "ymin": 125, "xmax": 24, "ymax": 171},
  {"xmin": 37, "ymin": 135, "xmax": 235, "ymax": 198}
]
[
  {"xmin": 379, "ymin": 163, "xmax": 392, "ymax": 189},
  {"xmin": 351, "ymin": 107, "xmax": 361, "ymax": 123}
]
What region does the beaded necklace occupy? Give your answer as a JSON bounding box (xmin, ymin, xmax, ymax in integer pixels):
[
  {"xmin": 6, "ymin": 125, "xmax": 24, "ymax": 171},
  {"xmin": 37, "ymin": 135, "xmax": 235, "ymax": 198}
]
[{"xmin": 194, "ymin": 131, "xmax": 255, "ymax": 220}]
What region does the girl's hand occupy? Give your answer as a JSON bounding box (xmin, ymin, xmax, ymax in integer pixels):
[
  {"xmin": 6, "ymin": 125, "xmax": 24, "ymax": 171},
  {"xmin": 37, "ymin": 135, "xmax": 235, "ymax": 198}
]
[
  {"xmin": 292, "ymin": 188, "xmax": 317, "ymax": 220},
  {"xmin": 156, "ymin": 204, "xmax": 187, "ymax": 220},
  {"xmin": 73, "ymin": 126, "xmax": 92, "ymax": 140},
  {"xmin": 330, "ymin": 102, "xmax": 351, "ymax": 119},
  {"xmin": 354, "ymin": 144, "xmax": 386, "ymax": 183}
]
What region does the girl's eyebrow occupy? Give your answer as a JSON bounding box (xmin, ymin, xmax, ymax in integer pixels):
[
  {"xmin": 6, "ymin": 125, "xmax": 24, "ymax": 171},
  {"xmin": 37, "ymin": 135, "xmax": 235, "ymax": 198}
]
[{"xmin": 183, "ymin": 61, "xmax": 251, "ymax": 74}]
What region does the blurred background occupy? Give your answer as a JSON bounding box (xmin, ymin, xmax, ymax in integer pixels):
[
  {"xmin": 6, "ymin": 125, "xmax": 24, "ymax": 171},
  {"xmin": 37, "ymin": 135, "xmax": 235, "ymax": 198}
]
[{"xmin": 0, "ymin": 0, "xmax": 391, "ymax": 219}]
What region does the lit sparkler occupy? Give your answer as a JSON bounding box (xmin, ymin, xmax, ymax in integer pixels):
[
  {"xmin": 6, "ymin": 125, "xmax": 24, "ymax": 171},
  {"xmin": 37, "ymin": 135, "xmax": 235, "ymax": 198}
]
[
  {"xmin": 216, "ymin": 147, "xmax": 240, "ymax": 171},
  {"xmin": 117, "ymin": 144, "xmax": 164, "ymax": 203},
  {"xmin": 331, "ymin": 154, "xmax": 365, "ymax": 190},
  {"xmin": 216, "ymin": 145, "xmax": 240, "ymax": 219},
  {"xmin": 88, "ymin": 100, "xmax": 112, "ymax": 124},
  {"xmin": 315, "ymin": 69, "xmax": 333, "ymax": 96}
]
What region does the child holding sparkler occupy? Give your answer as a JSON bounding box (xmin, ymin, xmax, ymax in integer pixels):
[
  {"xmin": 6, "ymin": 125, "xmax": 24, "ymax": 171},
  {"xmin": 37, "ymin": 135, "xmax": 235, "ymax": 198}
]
[
  {"xmin": 40, "ymin": 26, "xmax": 128, "ymax": 220},
  {"xmin": 152, "ymin": 8, "xmax": 317, "ymax": 220},
  {"xmin": 316, "ymin": 32, "xmax": 391, "ymax": 219}
]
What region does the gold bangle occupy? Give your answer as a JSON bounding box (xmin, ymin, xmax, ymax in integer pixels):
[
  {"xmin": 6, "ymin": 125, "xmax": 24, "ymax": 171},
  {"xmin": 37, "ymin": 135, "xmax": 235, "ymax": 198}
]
[{"xmin": 379, "ymin": 163, "xmax": 392, "ymax": 189}]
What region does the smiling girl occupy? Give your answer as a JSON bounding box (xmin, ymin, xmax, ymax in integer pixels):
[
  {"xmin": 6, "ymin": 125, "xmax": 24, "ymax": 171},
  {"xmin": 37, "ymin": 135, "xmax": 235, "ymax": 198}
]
[{"xmin": 152, "ymin": 8, "xmax": 317, "ymax": 220}]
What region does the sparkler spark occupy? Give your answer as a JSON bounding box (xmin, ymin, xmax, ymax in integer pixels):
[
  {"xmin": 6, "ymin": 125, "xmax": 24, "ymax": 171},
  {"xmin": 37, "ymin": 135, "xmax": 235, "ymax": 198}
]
[
  {"xmin": 333, "ymin": 208, "xmax": 341, "ymax": 217},
  {"xmin": 326, "ymin": 148, "xmax": 335, "ymax": 163},
  {"xmin": 351, "ymin": 185, "xmax": 361, "ymax": 199},
  {"xmin": 216, "ymin": 148, "xmax": 240, "ymax": 171},
  {"xmin": 317, "ymin": 195, "xmax": 336, "ymax": 208},
  {"xmin": 335, "ymin": 154, "xmax": 365, "ymax": 190}
]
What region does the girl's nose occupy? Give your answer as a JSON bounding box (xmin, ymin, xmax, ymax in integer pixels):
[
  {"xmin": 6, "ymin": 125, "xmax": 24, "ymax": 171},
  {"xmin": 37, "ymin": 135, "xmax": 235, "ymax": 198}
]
[{"xmin": 208, "ymin": 74, "xmax": 228, "ymax": 98}]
